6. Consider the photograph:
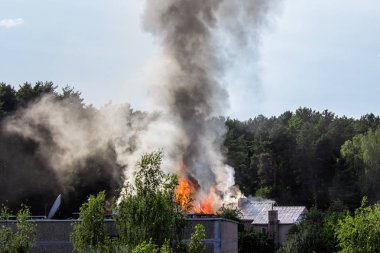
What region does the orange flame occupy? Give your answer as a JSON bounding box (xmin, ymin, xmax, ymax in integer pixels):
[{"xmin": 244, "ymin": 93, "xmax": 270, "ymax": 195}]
[
  {"xmin": 193, "ymin": 187, "xmax": 216, "ymax": 214},
  {"xmin": 175, "ymin": 178, "xmax": 193, "ymax": 211},
  {"xmin": 175, "ymin": 177, "xmax": 215, "ymax": 214}
]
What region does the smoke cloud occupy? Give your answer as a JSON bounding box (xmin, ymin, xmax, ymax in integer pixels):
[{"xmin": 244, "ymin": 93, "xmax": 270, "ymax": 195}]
[
  {"xmin": 2, "ymin": 0, "xmax": 279, "ymax": 212},
  {"xmin": 142, "ymin": 0, "xmax": 280, "ymax": 208},
  {"xmin": 4, "ymin": 95, "xmax": 180, "ymax": 183}
]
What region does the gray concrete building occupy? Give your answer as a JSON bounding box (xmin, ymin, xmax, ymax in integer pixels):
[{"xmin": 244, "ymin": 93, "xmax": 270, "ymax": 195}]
[
  {"xmin": 0, "ymin": 218, "xmax": 238, "ymax": 253},
  {"xmin": 238, "ymin": 198, "xmax": 307, "ymax": 246}
]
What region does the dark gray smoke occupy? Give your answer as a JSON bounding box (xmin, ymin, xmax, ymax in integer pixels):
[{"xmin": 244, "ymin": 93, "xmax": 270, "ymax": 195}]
[
  {"xmin": 3, "ymin": 94, "xmax": 158, "ymax": 215},
  {"xmin": 143, "ymin": 0, "xmax": 280, "ymax": 208},
  {"xmin": 1, "ymin": 0, "xmax": 280, "ymax": 213}
]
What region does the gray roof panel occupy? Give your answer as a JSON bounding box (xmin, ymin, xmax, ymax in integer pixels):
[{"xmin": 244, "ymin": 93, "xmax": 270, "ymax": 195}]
[{"xmin": 238, "ymin": 198, "xmax": 306, "ymax": 224}]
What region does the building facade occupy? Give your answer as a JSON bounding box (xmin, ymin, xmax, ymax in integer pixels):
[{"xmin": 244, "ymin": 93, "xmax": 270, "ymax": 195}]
[
  {"xmin": 0, "ymin": 218, "xmax": 238, "ymax": 253},
  {"xmin": 238, "ymin": 198, "xmax": 307, "ymax": 246}
]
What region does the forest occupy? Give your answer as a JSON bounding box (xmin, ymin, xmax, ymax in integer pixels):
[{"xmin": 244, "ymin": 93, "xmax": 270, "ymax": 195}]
[{"xmin": 1, "ymin": 81, "xmax": 380, "ymax": 216}]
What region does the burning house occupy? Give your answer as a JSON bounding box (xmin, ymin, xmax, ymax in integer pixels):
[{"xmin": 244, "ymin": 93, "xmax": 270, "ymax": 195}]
[
  {"xmin": 2, "ymin": 0, "xmax": 280, "ymax": 219},
  {"xmin": 238, "ymin": 198, "xmax": 307, "ymax": 246},
  {"xmin": 0, "ymin": 0, "xmax": 281, "ymax": 252}
]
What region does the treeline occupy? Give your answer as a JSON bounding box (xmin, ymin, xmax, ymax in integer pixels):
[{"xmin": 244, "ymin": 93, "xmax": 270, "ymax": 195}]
[
  {"xmin": 1, "ymin": 81, "xmax": 380, "ymax": 215},
  {"xmin": 225, "ymin": 109, "xmax": 380, "ymax": 209}
]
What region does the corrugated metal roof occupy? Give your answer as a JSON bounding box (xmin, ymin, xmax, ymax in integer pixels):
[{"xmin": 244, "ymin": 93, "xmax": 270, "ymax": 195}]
[{"xmin": 238, "ymin": 198, "xmax": 306, "ymax": 225}]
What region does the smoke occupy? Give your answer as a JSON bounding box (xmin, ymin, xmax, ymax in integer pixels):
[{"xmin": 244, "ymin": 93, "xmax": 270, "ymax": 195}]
[
  {"xmin": 4, "ymin": 94, "xmax": 185, "ymax": 197},
  {"xmin": 4, "ymin": 95, "xmax": 179, "ymax": 183},
  {"xmin": 2, "ymin": 0, "xmax": 279, "ymax": 213},
  {"xmin": 142, "ymin": 0, "xmax": 280, "ymax": 209}
]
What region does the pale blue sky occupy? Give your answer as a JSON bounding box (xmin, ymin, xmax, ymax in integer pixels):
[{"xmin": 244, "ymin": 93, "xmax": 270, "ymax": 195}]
[{"xmin": 1, "ymin": 0, "xmax": 379, "ymax": 120}]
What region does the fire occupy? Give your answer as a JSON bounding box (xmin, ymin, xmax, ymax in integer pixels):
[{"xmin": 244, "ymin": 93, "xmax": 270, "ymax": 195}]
[
  {"xmin": 175, "ymin": 177, "xmax": 216, "ymax": 214},
  {"xmin": 193, "ymin": 186, "xmax": 216, "ymax": 214},
  {"xmin": 175, "ymin": 178, "xmax": 193, "ymax": 211}
]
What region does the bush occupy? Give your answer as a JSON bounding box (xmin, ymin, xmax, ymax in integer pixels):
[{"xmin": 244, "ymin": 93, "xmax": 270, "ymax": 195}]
[
  {"xmin": 70, "ymin": 191, "xmax": 112, "ymax": 253},
  {"xmin": 279, "ymin": 208, "xmax": 344, "ymax": 253},
  {"xmin": 239, "ymin": 228, "xmax": 275, "ymax": 253},
  {"xmin": 0, "ymin": 205, "xmax": 36, "ymax": 253},
  {"xmin": 188, "ymin": 224, "xmax": 206, "ymax": 253},
  {"xmin": 217, "ymin": 204, "xmax": 242, "ymax": 222}
]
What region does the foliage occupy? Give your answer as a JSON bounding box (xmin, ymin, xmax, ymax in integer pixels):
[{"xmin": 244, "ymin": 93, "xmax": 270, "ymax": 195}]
[
  {"xmin": 188, "ymin": 224, "xmax": 206, "ymax": 253},
  {"xmin": 238, "ymin": 228, "xmax": 275, "ymax": 253},
  {"xmin": 71, "ymin": 191, "xmax": 112, "ymax": 253},
  {"xmin": 130, "ymin": 239, "xmax": 172, "ymax": 253},
  {"xmin": 255, "ymin": 186, "xmax": 273, "ymax": 199},
  {"xmin": 225, "ymin": 109, "xmax": 380, "ymax": 209},
  {"xmin": 0, "ymin": 204, "xmax": 36, "ymax": 253},
  {"xmin": 279, "ymin": 207, "xmax": 344, "ymax": 253},
  {"xmin": 115, "ymin": 151, "xmax": 187, "ymax": 250},
  {"xmin": 0, "ymin": 83, "xmax": 17, "ymax": 113},
  {"xmin": 217, "ymin": 204, "xmax": 242, "ymax": 222},
  {"xmin": 336, "ymin": 198, "xmax": 380, "ymax": 253},
  {"xmin": 159, "ymin": 240, "xmax": 172, "ymax": 253},
  {"xmin": 2, "ymin": 81, "xmax": 380, "ymax": 217},
  {"xmin": 132, "ymin": 239, "xmax": 159, "ymax": 253},
  {"xmin": 70, "ymin": 152, "xmax": 206, "ymax": 253},
  {"xmin": 339, "ymin": 127, "xmax": 380, "ymax": 202},
  {"xmin": 5, "ymin": 82, "xmax": 380, "ymax": 250}
]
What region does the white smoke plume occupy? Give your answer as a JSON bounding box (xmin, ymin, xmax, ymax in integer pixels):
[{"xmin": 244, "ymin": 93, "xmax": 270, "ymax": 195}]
[
  {"xmin": 141, "ymin": 0, "xmax": 280, "ymax": 209},
  {"xmin": 4, "ymin": 0, "xmax": 280, "ymax": 211},
  {"xmin": 4, "ymin": 95, "xmax": 184, "ymax": 185}
]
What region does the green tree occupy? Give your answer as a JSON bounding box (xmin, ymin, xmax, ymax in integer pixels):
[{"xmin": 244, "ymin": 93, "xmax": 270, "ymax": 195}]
[
  {"xmin": 16, "ymin": 82, "xmax": 35, "ymax": 107},
  {"xmin": 71, "ymin": 191, "xmax": 112, "ymax": 253},
  {"xmin": 0, "ymin": 205, "xmax": 13, "ymax": 252},
  {"xmin": 70, "ymin": 152, "xmax": 207, "ymax": 253},
  {"xmin": 115, "ymin": 151, "xmax": 187, "ymax": 250},
  {"xmin": 16, "ymin": 81, "xmax": 57, "ymax": 107},
  {"xmin": 188, "ymin": 224, "xmax": 206, "ymax": 253},
  {"xmin": 131, "ymin": 239, "xmax": 172, "ymax": 253},
  {"xmin": 336, "ymin": 198, "xmax": 380, "ymax": 253},
  {"xmin": 132, "ymin": 240, "xmax": 159, "ymax": 253},
  {"xmin": 58, "ymin": 86, "xmax": 85, "ymax": 107},
  {"xmin": 279, "ymin": 208, "xmax": 341, "ymax": 253},
  {"xmin": 217, "ymin": 204, "xmax": 242, "ymax": 222},
  {"xmin": 238, "ymin": 228, "xmax": 275, "ymax": 253},
  {"xmin": 0, "ymin": 83, "xmax": 17, "ymax": 113},
  {"xmin": 339, "ymin": 127, "xmax": 380, "ymax": 202},
  {"xmin": 257, "ymin": 153, "xmax": 275, "ymax": 187},
  {"xmin": 0, "ymin": 205, "xmax": 36, "ymax": 253}
]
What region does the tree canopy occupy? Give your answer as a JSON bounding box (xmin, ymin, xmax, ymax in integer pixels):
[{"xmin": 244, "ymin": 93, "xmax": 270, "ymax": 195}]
[
  {"xmin": 336, "ymin": 198, "xmax": 380, "ymax": 253},
  {"xmin": 115, "ymin": 151, "xmax": 187, "ymax": 250}
]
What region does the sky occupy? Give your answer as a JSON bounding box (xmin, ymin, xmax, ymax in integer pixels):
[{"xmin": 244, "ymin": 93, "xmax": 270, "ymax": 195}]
[{"xmin": 0, "ymin": 0, "xmax": 379, "ymax": 120}]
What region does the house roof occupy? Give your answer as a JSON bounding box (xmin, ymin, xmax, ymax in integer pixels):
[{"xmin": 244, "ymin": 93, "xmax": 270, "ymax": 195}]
[{"xmin": 238, "ymin": 198, "xmax": 306, "ymax": 225}]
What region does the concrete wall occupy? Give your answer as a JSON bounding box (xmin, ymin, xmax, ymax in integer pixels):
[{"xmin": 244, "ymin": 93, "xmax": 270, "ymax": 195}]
[
  {"xmin": 0, "ymin": 218, "xmax": 237, "ymax": 253},
  {"xmin": 182, "ymin": 218, "xmax": 238, "ymax": 253},
  {"xmin": 278, "ymin": 224, "xmax": 294, "ymax": 245},
  {"xmin": 221, "ymin": 220, "xmax": 238, "ymax": 253},
  {"xmin": 252, "ymin": 223, "xmax": 295, "ymax": 246}
]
